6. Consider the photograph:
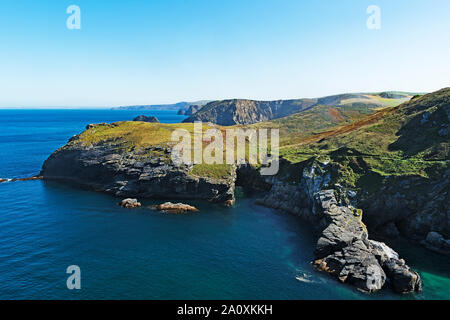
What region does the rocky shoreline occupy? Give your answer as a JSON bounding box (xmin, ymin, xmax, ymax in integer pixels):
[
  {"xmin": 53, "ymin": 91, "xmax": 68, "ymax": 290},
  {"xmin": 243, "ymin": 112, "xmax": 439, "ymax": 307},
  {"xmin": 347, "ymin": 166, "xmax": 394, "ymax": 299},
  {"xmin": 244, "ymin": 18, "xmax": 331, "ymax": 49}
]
[
  {"xmin": 40, "ymin": 141, "xmax": 236, "ymax": 205},
  {"xmin": 37, "ymin": 88, "xmax": 450, "ymax": 294},
  {"xmin": 255, "ymin": 160, "xmax": 423, "ymax": 293},
  {"xmin": 39, "ymin": 140, "xmax": 429, "ymax": 293}
]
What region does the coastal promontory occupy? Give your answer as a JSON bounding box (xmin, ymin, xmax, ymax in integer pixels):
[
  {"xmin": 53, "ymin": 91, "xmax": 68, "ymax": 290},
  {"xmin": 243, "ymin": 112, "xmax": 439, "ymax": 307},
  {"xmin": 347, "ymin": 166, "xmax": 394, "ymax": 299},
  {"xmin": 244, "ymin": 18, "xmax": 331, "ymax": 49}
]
[{"xmin": 40, "ymin": 88, "xmax": 450, "ymax": 294}]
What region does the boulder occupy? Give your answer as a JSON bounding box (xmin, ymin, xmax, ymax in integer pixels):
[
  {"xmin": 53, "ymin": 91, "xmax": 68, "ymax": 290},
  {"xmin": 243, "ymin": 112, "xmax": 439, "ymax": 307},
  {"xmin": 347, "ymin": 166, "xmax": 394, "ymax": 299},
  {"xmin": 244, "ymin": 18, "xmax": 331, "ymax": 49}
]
[
  {"xmin": 156, "ymin": 202, "xmax": 199, "ymax": 214},
  {"xmin": 119, "ymin": 198, "xmax": 142, "ymax": 208}
]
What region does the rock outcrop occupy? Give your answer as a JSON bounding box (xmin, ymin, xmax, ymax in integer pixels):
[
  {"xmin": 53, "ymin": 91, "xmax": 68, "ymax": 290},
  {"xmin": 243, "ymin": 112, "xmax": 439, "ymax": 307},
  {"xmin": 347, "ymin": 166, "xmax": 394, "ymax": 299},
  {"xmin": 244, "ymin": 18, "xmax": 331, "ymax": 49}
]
[
  {"xmin": 156, "ymin": 202, "xmax": 199, "ymax": 214},
  {"xmin": 41, "ymin": 143, "xmax": 235, "ymax": 205},
  {"xmin": 256, "ymin": 160, "xmax": 422, "ymax": 293},
  {"xmin": 312, "ymin": 190, "xmax": 421, "ymax": 293},
  {"xmin": 40, "ymin": 121, "xmax": 238, "ymax": 207},
  {"xmin": 133, "ymin": 115, "xmax": 159, "ymax": 123},
  {"xmin": 119, "ymin": 198, "xmax": 142, "ymax": 208}
]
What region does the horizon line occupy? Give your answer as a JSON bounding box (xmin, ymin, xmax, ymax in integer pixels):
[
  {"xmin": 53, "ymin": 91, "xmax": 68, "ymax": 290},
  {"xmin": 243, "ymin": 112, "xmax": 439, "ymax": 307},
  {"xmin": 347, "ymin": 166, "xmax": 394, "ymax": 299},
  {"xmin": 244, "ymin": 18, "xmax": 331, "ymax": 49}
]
[{"xmin": 0, "ymin": 88, "xmax": 430, "ymax": 110}]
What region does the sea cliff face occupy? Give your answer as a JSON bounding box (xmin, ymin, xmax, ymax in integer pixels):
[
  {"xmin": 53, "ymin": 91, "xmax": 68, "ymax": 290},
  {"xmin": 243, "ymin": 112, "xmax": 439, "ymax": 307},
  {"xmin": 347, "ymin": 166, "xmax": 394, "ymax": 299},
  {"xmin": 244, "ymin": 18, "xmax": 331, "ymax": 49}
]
[
  {"xmin": 41, "ymin": 124, "xmax": 235, "ymax": 205},
  {"xmin": 359, "ymin": 170, "xmax": 450, "ymax": 255}
]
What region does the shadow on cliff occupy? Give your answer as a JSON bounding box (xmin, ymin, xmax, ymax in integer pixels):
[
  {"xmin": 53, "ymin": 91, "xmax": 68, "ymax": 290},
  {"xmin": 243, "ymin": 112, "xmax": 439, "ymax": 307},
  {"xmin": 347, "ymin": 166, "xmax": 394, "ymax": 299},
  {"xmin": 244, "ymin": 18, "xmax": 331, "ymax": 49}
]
[{"xmin": 388, "ymin": 97, "xmax": 449, "ymax": 159}]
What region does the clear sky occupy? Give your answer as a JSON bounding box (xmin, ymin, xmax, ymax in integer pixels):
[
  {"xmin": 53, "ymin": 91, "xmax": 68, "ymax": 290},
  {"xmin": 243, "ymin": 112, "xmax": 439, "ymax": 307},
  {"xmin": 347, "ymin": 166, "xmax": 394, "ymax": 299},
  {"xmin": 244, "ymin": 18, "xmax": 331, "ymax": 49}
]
[{"xmin": 0, "ymin": 0, "xmax": 449, "ymax": 107}]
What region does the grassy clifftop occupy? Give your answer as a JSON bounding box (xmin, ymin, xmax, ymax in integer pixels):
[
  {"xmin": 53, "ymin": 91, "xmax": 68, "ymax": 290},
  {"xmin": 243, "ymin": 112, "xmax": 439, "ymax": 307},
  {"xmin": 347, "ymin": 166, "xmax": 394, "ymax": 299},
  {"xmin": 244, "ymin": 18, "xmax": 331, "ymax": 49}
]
[
  {"xmin": 278, "ymin": 88, "xmax": 449, "ymax": 190},
  {"xmin": 65, "ymin": 88, "xmax": 448, "ymax": 183},
  {"xmin": 281, "ymin": 89, "xmax": 449, "ymax": 160}
]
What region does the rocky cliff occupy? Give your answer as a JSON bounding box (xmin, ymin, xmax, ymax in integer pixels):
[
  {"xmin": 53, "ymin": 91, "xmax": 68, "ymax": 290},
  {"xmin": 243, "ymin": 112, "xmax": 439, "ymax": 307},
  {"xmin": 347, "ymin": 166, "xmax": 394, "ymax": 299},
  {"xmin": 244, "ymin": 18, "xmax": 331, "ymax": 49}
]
[
  {"xmin": 41, "ymin": 123, "xmax": 235, "ymax": 205},
  {"xmin": 256, "ymin": 160, "xmax": 422, "ymax": 293},
  {"xmin": 183, "ymin": 98, "xmax": 317, "ymax": 125},
  {"xmin": 183, "ymin": 92, "xmax": 413, "ymax": 126},
  {"xmin": 275, "ymin": 88, "xmax": 450, "ymax": 256},
  {"xmin": 185, "ymin": 104, "xmax": 204, "ymax": 116},
  {"xmin": 40, "ymin": 132, "xmax": 423, "ymax": 293}
]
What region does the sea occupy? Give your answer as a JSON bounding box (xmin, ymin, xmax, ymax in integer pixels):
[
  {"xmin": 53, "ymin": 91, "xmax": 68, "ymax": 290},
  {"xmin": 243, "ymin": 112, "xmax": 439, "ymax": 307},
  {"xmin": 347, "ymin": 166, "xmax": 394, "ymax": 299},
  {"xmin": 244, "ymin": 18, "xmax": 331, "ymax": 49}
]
[{"xmin": 0, "ymin": 109, "xmax": 449, "ymax": 300}]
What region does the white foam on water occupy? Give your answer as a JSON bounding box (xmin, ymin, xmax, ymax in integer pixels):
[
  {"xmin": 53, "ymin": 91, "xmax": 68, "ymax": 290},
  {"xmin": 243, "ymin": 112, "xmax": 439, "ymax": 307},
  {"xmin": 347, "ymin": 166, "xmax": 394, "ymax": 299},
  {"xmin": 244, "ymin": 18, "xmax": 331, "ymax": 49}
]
[{"xmin": 295, "ymin": 273, "xmax": 315, "ymax": 283}]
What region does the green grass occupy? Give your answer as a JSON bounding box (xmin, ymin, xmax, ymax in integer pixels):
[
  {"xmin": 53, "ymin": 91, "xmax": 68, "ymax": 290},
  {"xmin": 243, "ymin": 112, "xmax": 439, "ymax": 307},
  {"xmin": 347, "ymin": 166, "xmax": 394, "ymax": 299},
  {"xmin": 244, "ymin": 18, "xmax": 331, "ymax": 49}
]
[
  {"xmin": 272, "ymin": 88, "xmax": 450, "ymax": 193},
  {"xmin": 190, "ymin": 163, "xmax": 233, "ymax": 180}
]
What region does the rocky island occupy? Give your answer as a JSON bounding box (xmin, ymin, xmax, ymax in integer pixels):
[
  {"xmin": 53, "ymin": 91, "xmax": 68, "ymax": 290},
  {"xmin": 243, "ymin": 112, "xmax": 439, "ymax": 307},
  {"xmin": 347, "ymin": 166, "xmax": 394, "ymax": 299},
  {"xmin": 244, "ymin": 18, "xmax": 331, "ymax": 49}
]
[
  {"xmin": 40, "ymin": 88, "xmax": 450, "ymax": 294},
  {"xmin": 133, "ymin": 115, "xmax": 160, "ymax": 123}
]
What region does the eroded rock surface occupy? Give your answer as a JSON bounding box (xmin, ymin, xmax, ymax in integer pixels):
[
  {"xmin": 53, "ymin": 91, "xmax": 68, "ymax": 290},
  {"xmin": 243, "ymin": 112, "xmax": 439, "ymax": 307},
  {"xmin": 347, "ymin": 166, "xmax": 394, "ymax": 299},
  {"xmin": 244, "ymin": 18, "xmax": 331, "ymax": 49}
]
[
  {"xmin": 41, "ymin": 143, "xmax": 235, "ymax": 205},
  {"xmin": 156, "ymin": 202, "xmax": 199, "ymax": 214},
  {"xmin": 312, "ymin": 190, "xmax": 421, "ymax": 293}
]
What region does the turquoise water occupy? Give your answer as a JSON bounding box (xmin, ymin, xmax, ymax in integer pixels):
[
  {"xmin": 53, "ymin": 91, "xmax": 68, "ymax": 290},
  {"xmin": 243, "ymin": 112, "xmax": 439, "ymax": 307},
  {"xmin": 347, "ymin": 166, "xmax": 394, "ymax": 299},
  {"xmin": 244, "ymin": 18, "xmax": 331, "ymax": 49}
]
[{"xmin": 0, "ymin": 109, "xmax": 449, "ymax": 299}]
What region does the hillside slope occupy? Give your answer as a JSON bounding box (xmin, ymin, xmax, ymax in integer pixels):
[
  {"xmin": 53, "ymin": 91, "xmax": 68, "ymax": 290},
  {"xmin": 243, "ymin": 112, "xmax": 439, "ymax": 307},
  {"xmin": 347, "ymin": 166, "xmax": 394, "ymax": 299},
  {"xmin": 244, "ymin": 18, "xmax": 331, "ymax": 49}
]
[
  {"xmin": 183, "ymin": 92, "xmax": 413, "ymax": 125},
  {"xmin": 272, "ymin": 88, "xmax": 449, "ymax": 254}
]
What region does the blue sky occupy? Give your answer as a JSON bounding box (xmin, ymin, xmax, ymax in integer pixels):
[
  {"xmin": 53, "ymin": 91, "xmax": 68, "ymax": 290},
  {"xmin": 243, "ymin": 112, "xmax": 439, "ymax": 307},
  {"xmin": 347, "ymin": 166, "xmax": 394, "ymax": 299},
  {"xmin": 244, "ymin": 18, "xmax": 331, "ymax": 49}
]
[{"xmin": 0, "ymin": 0, "xmax": 449, "ymax": 107}]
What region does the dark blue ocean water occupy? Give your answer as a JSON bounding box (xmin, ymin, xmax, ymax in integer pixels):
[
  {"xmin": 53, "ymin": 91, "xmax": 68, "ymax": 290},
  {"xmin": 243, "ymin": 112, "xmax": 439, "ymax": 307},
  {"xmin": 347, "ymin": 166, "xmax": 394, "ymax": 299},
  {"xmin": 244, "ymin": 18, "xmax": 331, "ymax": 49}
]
[{"xmin": 0, "ymin": 109, "xmax": 449, "ymax": 300}]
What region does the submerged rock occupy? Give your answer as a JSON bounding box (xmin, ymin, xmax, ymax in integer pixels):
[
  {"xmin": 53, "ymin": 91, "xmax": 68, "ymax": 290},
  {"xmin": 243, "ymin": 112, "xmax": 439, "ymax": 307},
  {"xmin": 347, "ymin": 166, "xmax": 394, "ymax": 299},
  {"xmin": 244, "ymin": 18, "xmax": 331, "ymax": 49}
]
[
  {"xmin": 119, "ymin": 198, "xmax": 142, "ymax": 208},
  {"xmin": 156, "ymin": 202, "xmax": 199, "ymax": 214}
]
